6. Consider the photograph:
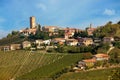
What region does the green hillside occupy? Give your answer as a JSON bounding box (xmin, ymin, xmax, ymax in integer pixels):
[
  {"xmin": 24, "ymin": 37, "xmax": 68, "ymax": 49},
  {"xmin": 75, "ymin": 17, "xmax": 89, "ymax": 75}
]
[
  {"xmin": 0, "ymin": 34, "xmax": 27, "ymax": 46},
  {"xmin": 57, "ymin": 67, "xmax": 120, "ymax": 80},
  {"xmin": 0, "ymin": 50, "xmax": 84, "ymax": 80},
  {"xmin": 94, "ymin": 22, "xmax": 120, "ymax": 38}
]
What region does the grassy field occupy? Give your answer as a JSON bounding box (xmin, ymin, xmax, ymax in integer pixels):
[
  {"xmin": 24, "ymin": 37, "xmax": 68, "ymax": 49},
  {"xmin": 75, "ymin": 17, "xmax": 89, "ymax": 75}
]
[
  {"xmin": 0, "ymin": 50, "xmax": 84, "ymax": 80},
  {"xmin": 57, "ymin": 67, "xmax": 120, "ymax": 80}
]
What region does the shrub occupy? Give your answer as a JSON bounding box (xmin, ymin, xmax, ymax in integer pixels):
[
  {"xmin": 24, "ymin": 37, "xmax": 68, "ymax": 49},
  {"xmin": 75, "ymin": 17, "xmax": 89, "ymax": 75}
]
[
  {"xmin": 46, "ymin": 48, "xmax": 55, "ymax": 53},
  {"xmin": 56, "ymin": 45, "xmax": 92, "ymax": 53},
  {"xmin": 108, "ymin": 69, "xmax": 120, "ymax": 80},
  {"xmin": 112, "ymin": 41, "xmax": 120, "ymax": 49}
]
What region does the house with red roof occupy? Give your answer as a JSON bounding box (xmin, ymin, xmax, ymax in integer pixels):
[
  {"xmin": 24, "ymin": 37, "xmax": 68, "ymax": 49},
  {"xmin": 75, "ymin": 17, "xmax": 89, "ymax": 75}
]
[{"xmin": 93, "ymin": 53, "xmax": 109, "ymax": 61}]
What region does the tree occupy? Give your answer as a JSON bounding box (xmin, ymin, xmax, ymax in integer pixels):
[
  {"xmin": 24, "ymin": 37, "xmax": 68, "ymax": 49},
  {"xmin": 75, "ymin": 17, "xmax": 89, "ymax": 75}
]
[
  {"xmin": 109, "ymin": 52, "xmax": 120, "ymax": 64},
  {"xmin": 32, "ymin": 24, "xmax": 49, "ymax": 40},
  {"xmin": 58, "ymin": 30, "xmax": 65, "ymax": 38},
  {"xmin": 12, "ymin": 31, "xmax": 19, "ymax": 35},
  {"xmin": 106, "ymin": 21, "xmax": 112, "ymax": 25},
  {"xmin": 28, "ymin": 33, "xmax": 36, "ymax": 40},
  {"xmin": 112, "ymin": 41, "xmax": 120, "ymax": 48},
  {"xmin": 7, "ymin": 31, "xmax": 19, "ymax": 38},
  {"xmin": 37, "ymin": 24, "xmax": 42, "ymax": 32},
  {"xmin": 73, "ymin": 30, "xmax": 78, "ymax": 38},
  {"xmin": 78, "ymin": 31, "xmax": 88, "ymax": 37},
  {"xmin": 117, "ymin": 21, "xmax": 120, "ymax": 25},
  {"xmin": 97, "ymin": 43, "xmax": 110, "ymax": 53},
  {"xmin": 43, "ymin": 32, "xmax": 49, "ymax": 40},
  {"xmin": 7, "ymin": 33, "xmax": 12, "ymax": 37},
  {"xmin": 90, "ymin": 45, "xmax": 98, "ymax": 54}
]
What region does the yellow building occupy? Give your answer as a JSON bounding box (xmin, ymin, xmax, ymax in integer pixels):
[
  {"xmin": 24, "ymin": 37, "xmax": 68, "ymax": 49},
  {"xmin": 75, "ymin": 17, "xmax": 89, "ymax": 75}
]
[
  {"xmin": 83, "ymin": 38, "xmax": 93, "ymax": 46},
  {"xmin": 42, "ymin": 26, "xmax": 59, "ymax": 32}
]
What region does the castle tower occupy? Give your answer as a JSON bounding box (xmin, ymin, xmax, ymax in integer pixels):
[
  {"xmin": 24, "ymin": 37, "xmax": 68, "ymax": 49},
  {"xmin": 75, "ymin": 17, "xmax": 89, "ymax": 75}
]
[{"xmin": 30, "ymin": 16, "xmax": 36, "ymax": 29}]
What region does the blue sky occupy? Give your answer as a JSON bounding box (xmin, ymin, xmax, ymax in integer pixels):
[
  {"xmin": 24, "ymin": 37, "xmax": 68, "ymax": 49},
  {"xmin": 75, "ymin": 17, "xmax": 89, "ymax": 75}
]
[{"xmin": 0, "ymin": 0, "xmax": 120, "ymax": 38}]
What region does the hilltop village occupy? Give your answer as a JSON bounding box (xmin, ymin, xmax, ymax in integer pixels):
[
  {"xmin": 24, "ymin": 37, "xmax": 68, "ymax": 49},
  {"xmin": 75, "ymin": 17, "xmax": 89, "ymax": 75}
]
[
  {"xmin": 0, "ymin": 16, "xmax": 120, "ymax": 80},
  {"xmin": 0, "ymin": 16, "xmax": 119, "ymax": 53},
  {"xmin": 0, "ymin": 16, "xmax": 97, "ymax": 51}
]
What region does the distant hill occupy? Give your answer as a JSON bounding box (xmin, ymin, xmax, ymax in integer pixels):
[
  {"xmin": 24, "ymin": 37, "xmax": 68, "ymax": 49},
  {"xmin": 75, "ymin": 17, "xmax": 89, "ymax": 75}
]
[
  {"xmin": 93, "ymin": 21, "xmax": 120, "ymax": 38},
  {"xmin": 0, "ymin": 34, "xmax": 27, "ymax": 46}
]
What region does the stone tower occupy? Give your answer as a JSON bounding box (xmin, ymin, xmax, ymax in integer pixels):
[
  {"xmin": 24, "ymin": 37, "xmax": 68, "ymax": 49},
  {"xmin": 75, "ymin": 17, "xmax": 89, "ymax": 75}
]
[{"xmin": 30, "ymin": 16, "xmax": 36, "ymax": 29}]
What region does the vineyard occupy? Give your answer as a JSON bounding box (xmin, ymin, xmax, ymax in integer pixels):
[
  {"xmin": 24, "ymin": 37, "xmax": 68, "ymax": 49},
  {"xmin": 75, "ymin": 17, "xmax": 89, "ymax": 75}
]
[
  {"xmin": 0, "ymin": 50, "xmax": 66, "ymax": 80},
  {"xmin": 0, "ymin": 50, "xmax": 84, "ymax": 80},
  {"xmin": 57, "ymin": 67, "xmax": 120, "ymax": 80},
  {"xmin": 17, "ymin": 53, "xmax": 83, "ymax": 80}
]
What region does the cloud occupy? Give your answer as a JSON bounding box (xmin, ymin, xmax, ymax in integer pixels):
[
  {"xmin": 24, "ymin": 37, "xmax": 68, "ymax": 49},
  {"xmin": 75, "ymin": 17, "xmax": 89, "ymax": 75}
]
[
  {"xmin": 36, "ymin": 3, "xmax": 47, "ymax": 11},
  {"xmin": 103, "ymin": 9, "xmax": 115, "ymax": 16}
]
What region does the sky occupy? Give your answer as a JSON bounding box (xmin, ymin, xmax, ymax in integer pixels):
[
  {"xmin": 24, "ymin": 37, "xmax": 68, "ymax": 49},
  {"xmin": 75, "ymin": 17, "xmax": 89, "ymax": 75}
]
[{"xmin": 0, "ymin": 0, "xmax": 120, "ymax": 38}]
